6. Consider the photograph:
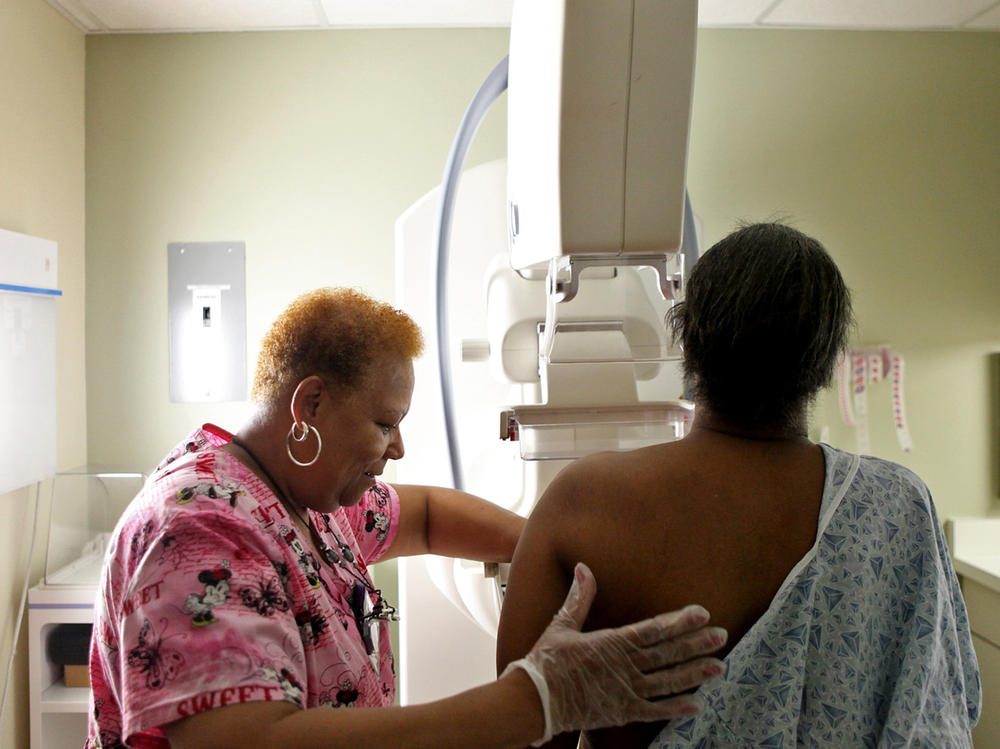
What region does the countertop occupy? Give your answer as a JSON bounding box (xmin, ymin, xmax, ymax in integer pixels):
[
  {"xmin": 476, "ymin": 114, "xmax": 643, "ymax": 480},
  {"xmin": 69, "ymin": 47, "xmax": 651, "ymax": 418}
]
[{"xmin": 947, "ymin": 517, "xmax": 1000, "ymax": 594}]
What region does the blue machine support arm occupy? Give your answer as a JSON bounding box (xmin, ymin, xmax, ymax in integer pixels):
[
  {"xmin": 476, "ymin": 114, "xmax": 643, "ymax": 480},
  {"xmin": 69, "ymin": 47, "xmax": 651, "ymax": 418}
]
[{"xmin": 433, "ymin": 56, "xmax": 509, "ymax": 491}]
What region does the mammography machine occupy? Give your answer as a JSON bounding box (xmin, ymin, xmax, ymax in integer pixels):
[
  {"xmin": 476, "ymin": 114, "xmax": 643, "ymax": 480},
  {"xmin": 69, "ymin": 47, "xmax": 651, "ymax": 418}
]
[{"xmin": 394, "ymin": 0, "xmax": 700, "ymax": 703}]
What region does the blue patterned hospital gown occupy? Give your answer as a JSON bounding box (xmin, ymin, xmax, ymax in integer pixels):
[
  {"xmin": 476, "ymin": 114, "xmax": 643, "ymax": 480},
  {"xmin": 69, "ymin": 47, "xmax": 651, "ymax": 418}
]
[{"xmin": 652, "ymin": 444, "xmax": 980, "ymax": 748}]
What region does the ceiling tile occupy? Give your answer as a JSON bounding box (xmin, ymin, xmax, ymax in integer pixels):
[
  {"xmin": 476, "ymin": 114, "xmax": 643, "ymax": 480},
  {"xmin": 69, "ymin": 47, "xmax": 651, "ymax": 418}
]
[
  {"xmin": 763, "ymin": 0, "xmax": 1000, "ymax": 29},
  {"xmin": 698, "ymin": 0, "xmax": 783, "ymax": 27},
  {"xmin": 44, "ymin": 0, "xmax": 1000, "ymax": 34},
  {"xmin": 83, "ymin": 0, "xmax": 325, "ymax": 32},
  {"xmin": 318, "ymin": 0, "xmax": 513, "ymax": 28},
  {"xmin": 45, "ymin": 0, "xmax": 102, "ymax": 31},
  {"xmin": 965, "ymin": 2, "xmax": 1000, "ymax": 28}
]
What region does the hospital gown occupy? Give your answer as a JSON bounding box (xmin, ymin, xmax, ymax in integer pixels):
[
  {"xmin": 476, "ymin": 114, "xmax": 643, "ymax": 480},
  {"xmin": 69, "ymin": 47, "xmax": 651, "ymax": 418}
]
[{"xmin": 651, "ymin": 444, "xmax": 980, "ymax": 748}]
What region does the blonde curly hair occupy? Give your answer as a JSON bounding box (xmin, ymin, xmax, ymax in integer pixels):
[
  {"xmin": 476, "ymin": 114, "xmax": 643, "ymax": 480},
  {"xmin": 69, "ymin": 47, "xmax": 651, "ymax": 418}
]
[{"xmin": 252, "ymin": 287, "xmax": 424, "ymax": 405}]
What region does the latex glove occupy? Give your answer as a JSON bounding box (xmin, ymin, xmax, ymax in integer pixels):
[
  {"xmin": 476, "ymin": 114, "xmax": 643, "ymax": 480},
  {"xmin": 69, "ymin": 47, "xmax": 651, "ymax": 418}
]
[{"xmin": 502, "ymin": 562, "xmax": 727, "ymax": 746}]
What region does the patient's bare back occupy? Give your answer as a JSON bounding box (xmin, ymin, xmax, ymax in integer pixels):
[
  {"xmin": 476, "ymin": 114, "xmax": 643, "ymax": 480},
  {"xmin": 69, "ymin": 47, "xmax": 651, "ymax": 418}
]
[{"xmin": 498, "ymin": 429, "xmax": 825, "ymax": 749}]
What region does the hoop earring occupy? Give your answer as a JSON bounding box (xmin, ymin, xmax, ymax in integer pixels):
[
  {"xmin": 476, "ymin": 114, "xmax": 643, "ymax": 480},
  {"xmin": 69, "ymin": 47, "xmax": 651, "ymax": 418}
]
[
  {"xmin": 286, "ymin": 422, "xmax": 322, "ymax": 467},
  {"xmin": 291, "ymin": 420, "xmax": 309, "ymax": 443}
]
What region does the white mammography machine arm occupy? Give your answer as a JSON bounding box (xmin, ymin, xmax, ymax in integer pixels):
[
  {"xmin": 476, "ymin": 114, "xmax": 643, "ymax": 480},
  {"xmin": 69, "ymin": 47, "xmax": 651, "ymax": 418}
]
[
  {"xmin": 507, "ymin": 0, "xmax": 697, "ymax": 269},
  {"xmin": 500, "ymin": 0, "xmax": 698, "ymax": 459},
  {"xmin": 394, "ymin": 0, "xmax": 699, "ymax": 704}
]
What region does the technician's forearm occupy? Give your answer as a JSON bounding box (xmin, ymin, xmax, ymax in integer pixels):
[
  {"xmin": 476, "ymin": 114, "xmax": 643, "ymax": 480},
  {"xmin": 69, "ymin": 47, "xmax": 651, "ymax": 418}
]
[
  {"xmin": 272, "ymin": 670, "xmax": 542, "ymax": 749},
  {"xmin": 424, "ymin": 485, "xmax": 525, "ymax": 562},
  {"xmin": 387, "ymin": 484, "xmax": 525, "ymax": 561},
  {"xmin": 168, "ymin": 670, "xmax": 544, "ymax": 749}
]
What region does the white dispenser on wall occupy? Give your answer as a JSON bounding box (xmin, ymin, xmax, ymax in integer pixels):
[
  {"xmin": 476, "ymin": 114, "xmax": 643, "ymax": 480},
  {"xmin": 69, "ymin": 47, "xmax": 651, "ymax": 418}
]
[
  {"xmin": 395, "ymin": 0, "xmax": 699, "ymax": 705},
  {"xmin": 0, "ymin": 228, "xmax": 61, "ymax": 495}
]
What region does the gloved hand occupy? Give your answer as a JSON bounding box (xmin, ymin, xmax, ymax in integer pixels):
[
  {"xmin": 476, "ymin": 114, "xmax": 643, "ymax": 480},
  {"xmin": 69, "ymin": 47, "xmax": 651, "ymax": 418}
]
[{"xmin": 502, "ymin": 562, "xmax": 727, "ymax": 746}]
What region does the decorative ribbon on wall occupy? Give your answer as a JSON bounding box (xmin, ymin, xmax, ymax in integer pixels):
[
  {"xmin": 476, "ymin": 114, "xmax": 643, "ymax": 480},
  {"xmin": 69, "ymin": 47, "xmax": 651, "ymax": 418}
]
[{"xmin": 836, "ymin": 346, "xmax": 912, "ymax": 454}]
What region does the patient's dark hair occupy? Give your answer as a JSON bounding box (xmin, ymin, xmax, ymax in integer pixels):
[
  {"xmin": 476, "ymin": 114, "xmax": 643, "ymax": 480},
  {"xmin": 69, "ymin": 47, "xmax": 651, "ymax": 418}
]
[{"xmin": 667, "ymin": 222, "xmax": 853, "ymax": 426}]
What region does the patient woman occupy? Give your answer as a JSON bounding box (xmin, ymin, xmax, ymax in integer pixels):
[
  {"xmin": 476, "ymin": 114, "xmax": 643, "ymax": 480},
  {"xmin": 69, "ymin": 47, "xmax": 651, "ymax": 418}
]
[
  {"xmin": 87, "ymin": 287, "xmax": 727, "ymax": 749},
  {"xmin": 497, "ymin": 223, "xmax": 980, "ymax": 747}
]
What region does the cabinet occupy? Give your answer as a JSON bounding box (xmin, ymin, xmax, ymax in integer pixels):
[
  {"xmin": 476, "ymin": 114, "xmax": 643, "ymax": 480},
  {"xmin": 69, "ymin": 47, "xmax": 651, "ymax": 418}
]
[
  {"xmin": 27, "ymin": 468, "xmax": 145, "ymax": 748},
  {"xmin": 28, "ymin": 583, "xmax": 95, "ymax": 748},
  {"xmin": 962, "ymin": 578, "xmax": 1000, "ymax": 747},
  {"xmin": 947, "ymin": 517, "xmax": 1000, "ymax": 747}
]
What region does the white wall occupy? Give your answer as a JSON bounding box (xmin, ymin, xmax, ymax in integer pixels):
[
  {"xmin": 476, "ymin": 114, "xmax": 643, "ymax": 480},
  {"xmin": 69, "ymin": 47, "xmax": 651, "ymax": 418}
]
[{"xmin": 0, "ymin": 1, "xmax": 86, "ymax": 746}]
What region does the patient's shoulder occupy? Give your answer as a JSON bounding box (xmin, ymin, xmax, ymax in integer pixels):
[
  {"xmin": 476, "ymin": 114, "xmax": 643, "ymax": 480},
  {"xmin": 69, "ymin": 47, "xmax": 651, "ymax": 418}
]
[
  {"xmin": 560, "ymin": 442, "xmax": 681, "ymax": 481},
  {"xmin": 532, "ymin": 443, "xmax": 686, "ymax": 539},
  {"xmin": 535, "ymin": 449, "xmax": 633, "ymax": 513},
  {"xmin": 555, "ymin": 443, "xmax": 686, "ymax": 497}
]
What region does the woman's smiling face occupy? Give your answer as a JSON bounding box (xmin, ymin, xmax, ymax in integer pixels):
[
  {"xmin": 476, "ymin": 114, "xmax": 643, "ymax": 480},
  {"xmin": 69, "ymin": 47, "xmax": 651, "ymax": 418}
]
[{"xmin": 298, "ymin": 354, "xmax": 414, "ymax": 511}]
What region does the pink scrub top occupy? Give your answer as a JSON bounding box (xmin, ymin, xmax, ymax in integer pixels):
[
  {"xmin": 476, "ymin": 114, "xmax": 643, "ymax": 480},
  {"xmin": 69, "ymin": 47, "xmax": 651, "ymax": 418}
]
[{"xmin": 86, "ymin": 424, "xmax": 400, "ymax": 748}]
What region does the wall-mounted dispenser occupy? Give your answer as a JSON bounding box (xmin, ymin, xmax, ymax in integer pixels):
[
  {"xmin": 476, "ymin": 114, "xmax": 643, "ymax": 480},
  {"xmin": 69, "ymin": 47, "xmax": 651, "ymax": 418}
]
[{"xmin": 0, "ymin": 227, "xmax": 61, "ymax": 494}]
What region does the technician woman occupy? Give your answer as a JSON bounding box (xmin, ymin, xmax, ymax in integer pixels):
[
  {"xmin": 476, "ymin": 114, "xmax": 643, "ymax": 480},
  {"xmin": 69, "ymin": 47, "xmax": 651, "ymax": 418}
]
[{"xmin": 86, "ymin": 287, "xmax": 726, "ymax": 749}]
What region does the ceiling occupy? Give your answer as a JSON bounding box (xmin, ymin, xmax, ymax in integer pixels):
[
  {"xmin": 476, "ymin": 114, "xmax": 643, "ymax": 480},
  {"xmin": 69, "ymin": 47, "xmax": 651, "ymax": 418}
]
[{"xmin": 45, "ymin": 0, "xmax": 1000, "ymax": 34}]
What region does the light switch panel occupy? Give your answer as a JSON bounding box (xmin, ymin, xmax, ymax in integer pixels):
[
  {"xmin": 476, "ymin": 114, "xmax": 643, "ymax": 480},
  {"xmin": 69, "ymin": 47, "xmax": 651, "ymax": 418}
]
[{"xmin": 168, "ymin": 241, "xmax": 246, "ymax": 402}]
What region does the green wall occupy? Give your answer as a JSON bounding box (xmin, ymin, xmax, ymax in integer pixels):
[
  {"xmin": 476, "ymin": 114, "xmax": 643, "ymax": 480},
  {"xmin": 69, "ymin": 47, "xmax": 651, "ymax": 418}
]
[
  {"xmin": 86, "ymin": 28, "xmax": 1000, "ymax": 519},
  {"xmin": 85, "ymin": 30, "xmax": 511, "ymax": 471},
  {"xmin": 0, "ymin": 18, "xmax": 992, "ymax": 749},
  {"xmin": 685, "ymin": 30, "xmax": 999, "ymax": 517},
  {"xmin": 85, "ymin": 31, "xmax": 513, "ymax": 677}
]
